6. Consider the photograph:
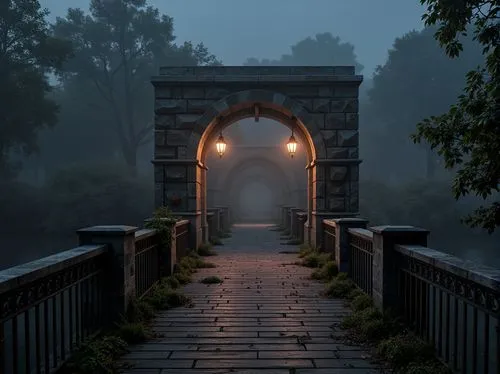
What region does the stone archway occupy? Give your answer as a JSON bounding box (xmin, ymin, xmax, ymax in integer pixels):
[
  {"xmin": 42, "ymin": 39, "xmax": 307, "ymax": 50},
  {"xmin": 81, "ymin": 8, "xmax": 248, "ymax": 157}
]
[{"xmin": 152, "ymin": 66, "xmax": 363, "ymax": 249}]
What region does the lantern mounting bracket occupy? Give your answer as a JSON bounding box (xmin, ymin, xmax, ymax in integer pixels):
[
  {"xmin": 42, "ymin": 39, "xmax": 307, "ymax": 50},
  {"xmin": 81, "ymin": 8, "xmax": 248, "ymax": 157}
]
[{"xmin": 254, "ymin": 104, "xmax": 260, "ymax": 122}]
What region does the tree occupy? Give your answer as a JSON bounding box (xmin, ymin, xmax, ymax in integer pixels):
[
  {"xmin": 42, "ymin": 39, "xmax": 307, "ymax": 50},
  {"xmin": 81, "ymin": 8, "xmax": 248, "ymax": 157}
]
[
  {"xmin": 366, "ymin": 27, "xmax": 483, "ymax": 179},
  {"xmin": 52, "ymin": 0, "xmax": 220, "ymax": 175},
  {"xmin": 244, "ymin": 32, "xmax": 364, "ymax": 72},
  {"xmin": 411, "ymin": 0, "xmax": 500, "ymax": 233},
  {"xmin": 0, "ymin": 0, "xmax": 71, "ymax": 178}
]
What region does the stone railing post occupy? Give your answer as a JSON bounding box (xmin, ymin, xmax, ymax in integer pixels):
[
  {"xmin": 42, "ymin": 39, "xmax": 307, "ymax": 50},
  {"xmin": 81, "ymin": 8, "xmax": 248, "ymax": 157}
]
[
  {"xmin": 77, "ymin": 225, "xmax": 138, "ymax": 319},
  {"xmin": 370, "ymin": 225, "xmax": 429, "ymax": 311},
  {"xmin": 332, "ymin": 218, "xmax": 368, "ymax": 273}
]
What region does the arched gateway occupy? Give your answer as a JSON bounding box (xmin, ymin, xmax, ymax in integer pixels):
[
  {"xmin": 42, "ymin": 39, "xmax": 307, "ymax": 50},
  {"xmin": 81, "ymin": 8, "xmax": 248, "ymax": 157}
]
[{"xmin": 151, "ymin": 66, "xmax": 363, "ymax": 249}]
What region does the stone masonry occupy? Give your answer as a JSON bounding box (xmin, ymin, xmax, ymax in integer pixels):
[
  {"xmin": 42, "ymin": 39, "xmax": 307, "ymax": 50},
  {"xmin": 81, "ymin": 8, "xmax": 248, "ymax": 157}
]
[{"xmin": 151, "ymin": 66, "xmax": 363, "ymax": 248}]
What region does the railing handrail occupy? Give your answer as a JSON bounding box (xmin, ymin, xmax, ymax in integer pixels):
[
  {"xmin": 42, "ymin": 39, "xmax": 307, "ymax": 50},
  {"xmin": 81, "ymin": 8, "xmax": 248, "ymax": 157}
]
[
  {"xmin": 347, "ymin": 227, "xmax": 373, "ymax": 241},
  {"xmin": 395, "ymin": 244, "xmax": 500, "ymax": 294},
  {"xmin": 135, "ymin": 228, "xmax": 157, "ymax": 240},
  {"xmin": 0, "ymin": 244, "xmax": 106, "ymax": 296},
  {"xmin": 175, "ymin": 219, "xmax": 190, "ymax": 228},
  {"xmin": 323, "ymin": 219, "xmax": 336, "ymax": 228}
]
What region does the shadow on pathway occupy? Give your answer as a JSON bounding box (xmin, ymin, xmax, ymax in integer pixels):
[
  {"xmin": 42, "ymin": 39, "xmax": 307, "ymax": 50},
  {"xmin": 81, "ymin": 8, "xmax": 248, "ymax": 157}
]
[{"xmin": 121, "ymin": 223, "xmax": 386, "ymax": 373}]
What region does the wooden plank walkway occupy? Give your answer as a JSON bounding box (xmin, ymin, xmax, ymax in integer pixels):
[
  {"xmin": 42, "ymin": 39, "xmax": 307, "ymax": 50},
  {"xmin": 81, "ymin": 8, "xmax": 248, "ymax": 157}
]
[{"xmin": 121, "ymin": 223, "xmax": 385, "ymax": 374}]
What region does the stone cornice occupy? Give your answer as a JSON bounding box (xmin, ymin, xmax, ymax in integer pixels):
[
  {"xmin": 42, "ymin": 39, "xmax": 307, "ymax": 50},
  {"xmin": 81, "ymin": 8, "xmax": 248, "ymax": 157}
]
[{"xmin": 151, "ymin": 74, "xmax": 363, "ymax": 86}]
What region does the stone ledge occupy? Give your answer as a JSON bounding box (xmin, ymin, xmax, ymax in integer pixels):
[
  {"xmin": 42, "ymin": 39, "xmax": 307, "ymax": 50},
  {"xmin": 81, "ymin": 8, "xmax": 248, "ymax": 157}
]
[
  {"xmin": 347, "ymin": 227, "xmax": 374, "ymax": 241},
  {"xmin": 395, "ymin": 244, "xmax": 500, "ymax": 291},
  {"xmin": 151, "ymin": 159, "xmax": 207, "ymax": 170},
  {"xmin": 0, "ymin": 245, "xmax": 106, "ymax": 294},
  {"xmin": 151, "ymin": 75, "xmax": 363, "ymax": 85},
  {"xmin": 159, "ymin": 66, "xmax": 356, "ymax": 76},
  {"xmin": 77, "ymin": 225, "xmax": 138, "ymax": 236}
]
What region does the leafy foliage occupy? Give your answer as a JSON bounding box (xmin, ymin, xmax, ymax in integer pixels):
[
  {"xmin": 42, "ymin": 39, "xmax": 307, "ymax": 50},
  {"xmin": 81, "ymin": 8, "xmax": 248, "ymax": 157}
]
[
  {"xmin": 0, "ymin": 0, "xmax": 71, "ymax": 178},
  {"xmin": 412, "ymin": 0, "xmax": 500, "ymax": 233},
  {"xmin": 244, "ymin": 32, "xmax": 364, "ymax": 72},
  {"xmin": 52, "ymin": 0, "xmax": 220, "ymax": 174},
  {"xmin": 365, "ymin": 27, "xmax": 483, "ymax": 180}
]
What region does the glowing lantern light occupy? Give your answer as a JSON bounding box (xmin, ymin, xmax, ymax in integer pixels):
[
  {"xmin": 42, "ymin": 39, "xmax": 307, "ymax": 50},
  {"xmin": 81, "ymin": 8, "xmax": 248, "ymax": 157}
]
[
  {"xmin": 286, "ymin": 130, "xmax": 297, "ymax": 158},
  {"xmin": 215, "ymin": 132, "xmax": 226, "ymax": 158}
]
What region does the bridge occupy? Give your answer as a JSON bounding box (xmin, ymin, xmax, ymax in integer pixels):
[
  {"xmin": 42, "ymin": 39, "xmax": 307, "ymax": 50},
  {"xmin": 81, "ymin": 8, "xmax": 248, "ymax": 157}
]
[{"xmin": 0, "ymin": 66, "xmax": 499, "ymax": 374}]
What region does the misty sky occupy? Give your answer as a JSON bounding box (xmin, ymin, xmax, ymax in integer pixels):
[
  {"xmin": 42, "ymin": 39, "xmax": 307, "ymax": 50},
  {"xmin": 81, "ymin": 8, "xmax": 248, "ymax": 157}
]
[{"xmin": 40, "ymin": 0, "xmax": 426, "ymax": 77}]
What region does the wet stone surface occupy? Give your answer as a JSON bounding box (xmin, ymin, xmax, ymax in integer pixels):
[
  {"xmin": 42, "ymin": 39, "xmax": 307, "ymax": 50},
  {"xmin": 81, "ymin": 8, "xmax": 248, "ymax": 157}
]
[{"xmin": 121, "ymin": 223, "xmax": 386, "ymax": 373}]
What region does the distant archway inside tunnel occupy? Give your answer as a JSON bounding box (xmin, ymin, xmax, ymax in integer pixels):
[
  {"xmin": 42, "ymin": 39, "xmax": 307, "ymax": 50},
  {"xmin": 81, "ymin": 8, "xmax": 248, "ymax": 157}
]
[{"xmin": 234, "ymin": 177, "xmax": 275, "ymax": 223}]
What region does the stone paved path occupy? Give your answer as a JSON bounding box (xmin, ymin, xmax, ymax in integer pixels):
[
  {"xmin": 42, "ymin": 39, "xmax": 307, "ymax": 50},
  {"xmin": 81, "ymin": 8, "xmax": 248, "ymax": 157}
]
[{"xmin": 122, "ymin": 223, "xmax": 385, "ymax": 374}]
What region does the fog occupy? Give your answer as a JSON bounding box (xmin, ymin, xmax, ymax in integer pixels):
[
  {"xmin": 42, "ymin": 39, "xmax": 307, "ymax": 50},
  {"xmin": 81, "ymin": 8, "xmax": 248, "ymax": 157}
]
[{"xmin": 1, "ymin": 0, "xmax": 498, "ymax": 271}]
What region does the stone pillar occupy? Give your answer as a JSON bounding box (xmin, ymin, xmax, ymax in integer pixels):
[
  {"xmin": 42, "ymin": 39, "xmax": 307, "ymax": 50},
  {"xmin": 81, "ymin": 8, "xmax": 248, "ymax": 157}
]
[
  {"xmin": 290, "ymin": 208, "xmax": 303, "ymax": 239},
  {"xmin": 77, "ymin": 225, "xmax": 138, "ymax": 319},
  {"xmin": 370, "ymin": 226, "xmax": 429, "ymax": 311},
  {"xmin": 152, "ymin": 160, "xmax": 204, "ymax": 250},
  {"xmin": 331, "ymin": 218, "xmax": 368, "ymax": 273},
  {"xmin": 309, "ymin": 160, "xmax": 361, "ymax": 250},
  {"xmin": 208, "ymin": 208, "xmax": 220, "ymax": 235}
]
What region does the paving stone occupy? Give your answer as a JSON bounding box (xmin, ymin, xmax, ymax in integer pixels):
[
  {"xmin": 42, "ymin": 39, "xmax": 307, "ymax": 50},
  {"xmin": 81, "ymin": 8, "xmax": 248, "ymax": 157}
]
[
  {"xmin": 195, "ymin": 359, "xmax": 314, "ymax": 369},
  {"xmin": 120, "ymin": 225, "xmax": 383, "ymax": 373}
]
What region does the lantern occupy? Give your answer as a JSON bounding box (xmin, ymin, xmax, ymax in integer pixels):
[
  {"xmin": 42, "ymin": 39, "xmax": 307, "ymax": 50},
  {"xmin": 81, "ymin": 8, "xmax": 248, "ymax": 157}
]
[
  {"xmin": 286, "ymin": 130, "xmax": 297, "ymax": 158},
  {"xmin": 215, "ymin": 132, "xmax": 226, "ymax": 158}
]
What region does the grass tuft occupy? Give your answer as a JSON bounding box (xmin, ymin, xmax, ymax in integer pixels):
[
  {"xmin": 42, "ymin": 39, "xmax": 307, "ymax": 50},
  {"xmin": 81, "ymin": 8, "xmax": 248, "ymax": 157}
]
[
  {"xmin": 200, "ymin": 276, "xmax": 223, "ymax": 284},
  {"xmin": 197, "ymin": 243, "xmax": 217, "ymax": 256}
]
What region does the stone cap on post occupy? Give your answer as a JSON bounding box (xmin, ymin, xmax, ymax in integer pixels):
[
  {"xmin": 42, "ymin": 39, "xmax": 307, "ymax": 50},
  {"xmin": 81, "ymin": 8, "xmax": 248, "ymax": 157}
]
[
  {"xmin": 370, "ymin": 225, "xmax": 429, "ymax": 246},
  {"xmin": 77, "ymin": 225, "xmax": 138, "ymax": 238}
]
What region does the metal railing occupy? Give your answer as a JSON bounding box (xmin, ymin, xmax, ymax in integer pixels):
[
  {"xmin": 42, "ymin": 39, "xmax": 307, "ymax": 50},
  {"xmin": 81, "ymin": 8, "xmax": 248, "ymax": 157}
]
[
  {"xmin": 323, "ymin": 220, "xmax": 336, "ymax": 256},
  {"xmin": 175, "ymin": 220, "xmax": 190, "ymax": 259},
  {"xmin": 0, "ymin": 245, "xmax": 108, "ymax": 374},
  {"xmin": 395, "ymin": 245, "xmax": 500, "ymax": 374},
  {"xmin": 135, "ymin": 229, "xmax": 161, "ymax": 299},
  {"xmin": 347, "ymin": 228, "xmax": 373, "ymax": 296}
]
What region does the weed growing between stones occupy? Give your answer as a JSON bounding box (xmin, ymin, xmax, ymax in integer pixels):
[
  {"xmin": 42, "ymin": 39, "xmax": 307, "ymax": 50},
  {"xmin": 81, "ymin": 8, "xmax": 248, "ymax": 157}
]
[
  {"xmin": 311, "ymin": 260, "xmax": 339, "ymax": 281},
  {"xmin": 296, "ymin": 251, "xmax": 451, "ymax": 374},
  {"xmin": 200, "ymin": 275, "xmax": 223, "ymax": 284},
  {"xmin": 197, "ymin": 242, "xmax": 217, "ymax": 256},
  {"xmin": 209, "ymin": 236, "xmax": 223, "ymax": 245}
]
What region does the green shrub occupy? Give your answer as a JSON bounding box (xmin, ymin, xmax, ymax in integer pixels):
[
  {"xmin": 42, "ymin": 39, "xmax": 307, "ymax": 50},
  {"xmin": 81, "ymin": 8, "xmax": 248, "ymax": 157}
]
[
  {"xmin": 172, "ymin": 269, "xmax": 192, "ymax": 285},
  {"xmin": 116, "ymin": 322, "xmax": 150, "ymax": 344},
  {"xmin": 62, "ymin": 335, "xmax": 128, "ymax": 374},
  {"xmin": 161, "ymin": 276, "xmax": 180, "ymax": 289},
  {"xmin": 342, "ymin": 307, "xmax": 393, "ymax": 341},
  {"xmin": 311, "ymin": 260, "xmax": 339, "ymax": 281},
  {"xmin": 336, "ymin": 272, "xmax": 348, "ymax": 281},
  {"xmin": 350, "ymin": 293, "xmax": 373, "ymax": 311},
  {"xmin": 302, "ymin": 251, "xmax": 331, "ymax": 268},
  {"xmin": 145, "ymin": 285, "xmax": 191, "ymax": 309},
  {"xmin": 209, "ymin": 236, "xmax": 223, "ymax": 245},
  {"xmin": 377, "ymin": 334, "xmax": 436, "ymax": 370},
  {"xmin": 298, "ymin": 246, "xmax": 313, "ymax": 258},
  {"xmin": 126, "ymin": 299, "xmax": 155, "ymax": 323},
  {"xmin": 325, "ymin": 277, "xmax": 355, "ymax": 298},
  {"xmin": 197, "ymin": 243, "xmax": 217, "ymax": 256},
  {"xmin": 347, "ymin": 287, "xmax": 365, "ymax": 300},
  {"xmin": 404, "ymin": 361, "xmax": 452, "ymax": 374},
  {"xmin": 197, "ymin": 261, "xmax": 216, "ymax": 268},
  {"xmin": 200, "ymin": 276, "xmax": 223, "ymax": 284}
]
